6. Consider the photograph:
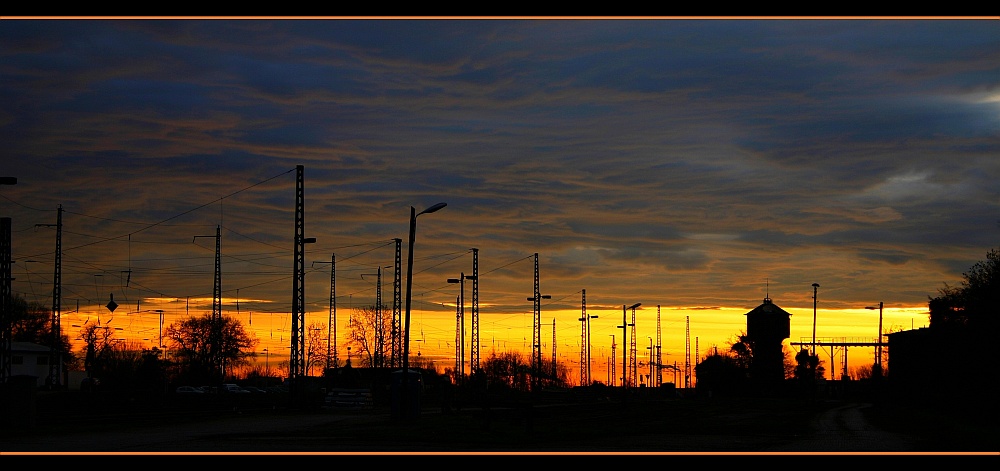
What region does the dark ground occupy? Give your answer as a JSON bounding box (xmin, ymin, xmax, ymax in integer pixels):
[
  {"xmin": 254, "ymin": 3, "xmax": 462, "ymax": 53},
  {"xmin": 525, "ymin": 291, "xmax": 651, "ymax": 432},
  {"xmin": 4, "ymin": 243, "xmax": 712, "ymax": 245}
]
[{"xmin": 1, "ymin": 388, "xmax": 997, "ymax": 454}]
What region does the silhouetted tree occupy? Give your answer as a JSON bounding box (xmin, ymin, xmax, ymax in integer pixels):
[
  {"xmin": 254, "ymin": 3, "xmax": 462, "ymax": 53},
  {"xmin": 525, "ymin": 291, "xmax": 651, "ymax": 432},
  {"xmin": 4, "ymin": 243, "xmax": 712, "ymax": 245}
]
[
  {"xmin": 92, "ymin": 340, "xmax": 165, "ymax": 394},
  {"xmin": 9, "ymin": 294, "xmax": 77, "ymax": 370},
  {"xmin": 725, "ymin": 331, "xmax": 795, "ymax": 382},
  {"xmin": 78, "ymin": 320, "xmax": 116, "ymax": 379},
  {"xmin": 346, "ymin": 304, "xmax": 391, "ymax": 368},
  {"xmin": 928, "ymin": 246, "xmax": 1000, "ymax": 332},
  {"xmin": 481, "ymin": 350, "xmax": 530, "ymax": 392},
  {"xmin": 794, "ymin": 348, "xmax": 824, "ymax": 381},
  {"xmin": 164, "ymin": 313, "xmax": 257, "ymax": 385},
  {"xmin": 695, "ymin": 351, "xmax": 748, "ymax": 396},
  {"xmin": 921, "ymin": 247, "xmax": 998, "ymax": 404},
  {"xmin": 729, "ymin": 331, "xmax": 754, "ymax": 370},
  {"xmin": 305, "ymin": 321, "xmax": 327, "ymax": 375}
]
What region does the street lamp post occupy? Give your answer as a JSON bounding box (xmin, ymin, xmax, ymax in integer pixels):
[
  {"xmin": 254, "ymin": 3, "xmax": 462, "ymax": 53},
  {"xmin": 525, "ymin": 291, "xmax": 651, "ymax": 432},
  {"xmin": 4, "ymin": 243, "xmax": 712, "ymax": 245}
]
[
  {"xmin": 154, "ymin": 310, "xmax": 164, "ymax": 349},
  {"xmin": 866, "ymin": 301, "xmax": 884, "ymax": 368},
  {"xmin": 400, "ymin": 202, "xmax": 446, "ymax": 421},
  {"xmin": 263, "ymin": 348, "xmax": 269, "ymax": 373},
  {"xmin": 608, "ymin": 334, "xmax": 616, "ymax": 386},
  {"xmin": 811, "ymin": 283, "xmax": 820, "ymax": 355},
  {"xmin": 647, "ymin": 336, "xmax": 653, "ymax": 387},
  {"xmin": 620, "ymin": 303, "xmax": 639, "ymax": 388},
  {"xmin": 579, "ymin": 309, "xmax": 598, "ymax": 386}
]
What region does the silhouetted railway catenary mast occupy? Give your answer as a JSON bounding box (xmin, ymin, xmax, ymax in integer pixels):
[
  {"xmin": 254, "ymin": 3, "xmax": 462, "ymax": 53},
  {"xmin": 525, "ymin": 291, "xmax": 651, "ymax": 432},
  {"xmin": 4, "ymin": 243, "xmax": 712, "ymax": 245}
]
[
  {"xmin": 655, "ymin": 305, "xmax": 662, "ymax": 387},
  {"xmin": 332, "ymin": 254, "xmax": 337, "ymax": 369},
  {"xmin": 35, "ymin": 205, "xmax": 62, "ymax": 388},
  {"xmin": 453, "ymin": 295, "xmax": 461, "ymax": 377},
  {"xmin": 628, "ymin": 303, "xmax": 639, "ymax": 388},
  {"xmin": 579, "ymin": 289, "xmax": 599, "ymax": 386},
  {"xmin": 391, "ymin": 239, "xmax": 401, "ymax": 368},
  {"xmin": 447, "ymin": 268, "xmax": 475, "ymax": 384},
  {"xmin": 289, "ymin": 165, "xmax": 315, "ymax": 383},
  {"xmin": 685, "ymin": 315, "xmax": 691, "ymax": 389},
  {"xmin": 1, "ymin": 216, "xmax": 12, "ymax": 383},
  {"xmin": 527, "ymin": 253, "xmax": 550, "ymax": 391},
  {"xmin": 619, "ymin": 303, "xmax": 637, "ymax": 387},
  {"xmin": 551, "ymin": 318, "xmax": 556, "ymax": 379},
  {"xmin": 361, "ymin": 266, "xmax": 388, "ymax": 368},
  {"xmin": 193, "ymin": 225, "xmax": 223, "ymax": 378},
  {"xmin": 469, "ymin": 248, "xmax": 479, "ymax": 375},
  {"xmin": 311, "ymin": 255, "xmax": 337, "ymax": 370}
]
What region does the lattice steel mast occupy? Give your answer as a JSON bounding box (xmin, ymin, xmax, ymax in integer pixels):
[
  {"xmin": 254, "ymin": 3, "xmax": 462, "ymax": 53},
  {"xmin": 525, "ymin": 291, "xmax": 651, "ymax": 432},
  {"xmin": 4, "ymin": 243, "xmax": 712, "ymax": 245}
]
[
  {"xmin": 391, "ymin": 238, "xmax": 402, "ymax": 368},
  {"xmin": 579, "ymin": 290, "xmax": 587, "ymax": 386},
  {"xmin": 527, "ymin": 253, "xmax": 550, "ymax": 390},
  {"xmin": 629, "ymin": 304, "xmax": 638, "ymax": 389},
  {"xmin": 48, "ymin": 205, "xmax": 63, "ymax": 388},
  {"xmin": 470, "ymin": 248, "xmax": 479, "ymax": 374},
  {"xmin": 454, "ymin": 295, "xmax": 461, "ymax": 377},
  {"xmin": 656, "ymin": 305, "xmax": 662, "ymax": 387},
  {"xmin": 685, "ymin": 315, "xmax": 691, "ymax": 389},
  {"xmin": 290, "ymin": 165, "xmax": 306, "ymax": 381},
  {"xmin": 376, "ymin": 266, "xmax": 384, "ymax": 368},
  {"xmin": 1, "ymin": 217, "xmax": 12, "ymax": 383},
  {"xmin": 551, "ymin": 318, "xmax": 556, "ymax": 378},
  {"xmin": 330, "ymin": 254, "xmax": 337, "ymax": 369}
]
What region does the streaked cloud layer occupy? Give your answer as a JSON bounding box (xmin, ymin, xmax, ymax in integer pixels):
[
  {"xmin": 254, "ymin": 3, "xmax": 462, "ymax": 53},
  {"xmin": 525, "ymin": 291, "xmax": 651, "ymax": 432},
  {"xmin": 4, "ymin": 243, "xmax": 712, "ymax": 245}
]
[{"xmin": 3, "ymin": 19, "xmax": 998, "ymax": 361}]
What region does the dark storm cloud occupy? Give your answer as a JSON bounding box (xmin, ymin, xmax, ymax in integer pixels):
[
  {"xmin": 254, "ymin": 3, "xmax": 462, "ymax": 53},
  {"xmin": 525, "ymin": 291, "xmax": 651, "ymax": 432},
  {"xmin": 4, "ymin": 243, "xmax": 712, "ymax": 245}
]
[{"xmin": 2, "ymin": 17, "xmax": 998, "ymax": 318}]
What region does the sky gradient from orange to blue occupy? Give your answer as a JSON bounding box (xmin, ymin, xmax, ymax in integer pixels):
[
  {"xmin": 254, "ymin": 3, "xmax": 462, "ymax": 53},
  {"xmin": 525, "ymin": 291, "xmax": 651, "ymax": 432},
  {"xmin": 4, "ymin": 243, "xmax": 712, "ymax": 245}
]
[{"xmin": 2, "ymin": 17, "xmax": 998, "ymax": 385}]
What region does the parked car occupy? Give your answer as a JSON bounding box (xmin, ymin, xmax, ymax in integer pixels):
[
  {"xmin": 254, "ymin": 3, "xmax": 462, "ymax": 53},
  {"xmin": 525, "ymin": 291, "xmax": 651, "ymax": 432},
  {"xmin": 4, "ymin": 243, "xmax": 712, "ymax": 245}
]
[
  {"xmin": 265, "ymin": 385, "xmax": 288, "ymax": 394},
  {"xmin": 175, "ymin": 386, "xmax": 204, "ymax": 394},
  {"xmin": 222, "ymin": 383, "xmax": 250, "ymax": 394},
  {"xmin": 242, "ymin": 386, "xmax": 267, "ymax": 394}
]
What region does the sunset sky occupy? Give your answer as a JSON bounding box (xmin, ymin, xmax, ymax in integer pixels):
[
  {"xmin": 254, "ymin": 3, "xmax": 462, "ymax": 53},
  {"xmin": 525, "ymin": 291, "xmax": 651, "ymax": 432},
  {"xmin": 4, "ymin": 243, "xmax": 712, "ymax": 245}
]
[{"xmin": 2, "ymin": 17, "xmax": 998, "ymax": 385}]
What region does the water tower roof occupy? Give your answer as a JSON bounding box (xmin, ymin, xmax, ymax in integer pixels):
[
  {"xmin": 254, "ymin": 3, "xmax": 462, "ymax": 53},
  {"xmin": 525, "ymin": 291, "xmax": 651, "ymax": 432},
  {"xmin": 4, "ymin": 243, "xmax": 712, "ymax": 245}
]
[{"xmin": 744, "ymin": 297, "xmax": 792, "ymax": 317}]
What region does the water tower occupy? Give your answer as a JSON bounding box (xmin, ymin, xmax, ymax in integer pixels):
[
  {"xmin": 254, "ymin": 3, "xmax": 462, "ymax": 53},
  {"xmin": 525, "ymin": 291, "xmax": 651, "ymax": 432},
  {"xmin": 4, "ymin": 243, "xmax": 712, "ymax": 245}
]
[{"xmin": 744, "ymin": 294, "xmax": 791, "ymax": 389}]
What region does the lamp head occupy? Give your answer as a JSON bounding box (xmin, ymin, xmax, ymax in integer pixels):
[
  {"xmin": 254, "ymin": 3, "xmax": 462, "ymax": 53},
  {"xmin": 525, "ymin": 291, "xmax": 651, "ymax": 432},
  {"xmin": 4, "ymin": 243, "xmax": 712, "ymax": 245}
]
[{"xmin": 418, "ymin": 202, "xmax": 447, "ymax": 216}]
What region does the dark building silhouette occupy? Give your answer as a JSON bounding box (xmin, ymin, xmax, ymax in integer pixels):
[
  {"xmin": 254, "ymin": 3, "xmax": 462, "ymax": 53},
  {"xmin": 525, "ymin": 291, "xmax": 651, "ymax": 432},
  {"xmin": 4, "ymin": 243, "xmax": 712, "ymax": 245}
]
[
  {"xmin": 886, "ymin": 326, "xmax": 979, "ymax": 403},
  {"xmin": 745, "ymin": 296, "xmax": 791, "ymax": 394}
]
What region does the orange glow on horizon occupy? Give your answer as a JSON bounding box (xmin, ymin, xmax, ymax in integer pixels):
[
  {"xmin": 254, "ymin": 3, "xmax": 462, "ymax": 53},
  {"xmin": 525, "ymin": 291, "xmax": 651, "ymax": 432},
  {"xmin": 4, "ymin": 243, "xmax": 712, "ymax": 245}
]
[{"xmin": 61, "ymin": 297, "xmax": 930, "ymax": 385}]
